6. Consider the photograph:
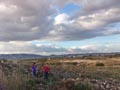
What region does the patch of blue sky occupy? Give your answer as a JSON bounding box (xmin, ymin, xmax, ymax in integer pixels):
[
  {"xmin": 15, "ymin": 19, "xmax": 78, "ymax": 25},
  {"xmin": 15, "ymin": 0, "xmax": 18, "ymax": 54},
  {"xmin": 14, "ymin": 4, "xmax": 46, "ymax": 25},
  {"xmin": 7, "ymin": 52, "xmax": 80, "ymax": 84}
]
[
  {"xmin": 51, "ymin": 2, "xmax": 81, "ymax": 18},
  {"xmin": 88, "ymin": 34, "xmax": 120, "ymax": 44},
  {"xmin": 54, "ymin": 35, "xmax": 120, "ymax": 48},
  {"xmin": 32, "ymin": 40, "xmax": 53, "ymax": 45},
  {"xmin": 59, "ymin": 3, "xmax": 81, "ymax": 16},
  {"xmin": 32, "ymin": 34, "xmax": 120, "ymax": 48},
  {"xmin": 108, "ymin": 22, "xmax": 120, "ymax": 30}
]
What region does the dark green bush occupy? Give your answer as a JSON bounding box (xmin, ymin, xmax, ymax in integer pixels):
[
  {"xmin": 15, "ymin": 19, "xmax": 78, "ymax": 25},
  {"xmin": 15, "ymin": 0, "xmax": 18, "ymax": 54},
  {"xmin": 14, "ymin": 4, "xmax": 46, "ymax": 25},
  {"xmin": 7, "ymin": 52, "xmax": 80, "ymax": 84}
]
[
  {"xmin": 96, "ymin": 62, "xmax": 105, "ymax": 66},
  {"xmin": 71, "ymin": 62, "xmax": 78, "ymax": 65},
  {"xmin": 26, "ymin": 79, "xmax": 36, "ymax": 88},
  {"xmin": 74, "ymin": 82, "xmax": 94, "ymax": 90}
]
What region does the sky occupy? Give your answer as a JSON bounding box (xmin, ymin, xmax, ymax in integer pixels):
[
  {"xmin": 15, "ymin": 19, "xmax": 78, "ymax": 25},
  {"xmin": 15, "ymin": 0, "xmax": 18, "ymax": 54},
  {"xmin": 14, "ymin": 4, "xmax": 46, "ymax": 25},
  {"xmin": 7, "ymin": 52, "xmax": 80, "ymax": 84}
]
[{"xmin": 0, "ymin": 0, "xmax": 120, "ymax": 55}]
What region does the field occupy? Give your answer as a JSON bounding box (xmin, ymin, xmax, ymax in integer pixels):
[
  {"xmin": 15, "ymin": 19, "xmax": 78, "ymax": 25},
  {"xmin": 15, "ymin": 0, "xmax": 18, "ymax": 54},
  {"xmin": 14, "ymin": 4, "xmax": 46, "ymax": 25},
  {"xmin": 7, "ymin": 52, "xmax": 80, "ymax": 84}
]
[{"xmin": 0, "ymin": 56, "xmax": 120, "ymax": 90}]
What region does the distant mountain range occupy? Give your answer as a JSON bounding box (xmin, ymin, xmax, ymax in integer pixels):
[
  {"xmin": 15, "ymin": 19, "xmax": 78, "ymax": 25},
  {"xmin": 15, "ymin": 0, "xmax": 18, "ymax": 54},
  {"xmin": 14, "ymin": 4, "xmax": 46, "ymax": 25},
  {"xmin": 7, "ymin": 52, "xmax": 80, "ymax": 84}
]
[
  {"xmin": 0, "ymin": 54, "xmax": 45, "ymax": 60},
  {"xmin": 0, "ymin": 52, "xmax": 120, "ymax": 60}
]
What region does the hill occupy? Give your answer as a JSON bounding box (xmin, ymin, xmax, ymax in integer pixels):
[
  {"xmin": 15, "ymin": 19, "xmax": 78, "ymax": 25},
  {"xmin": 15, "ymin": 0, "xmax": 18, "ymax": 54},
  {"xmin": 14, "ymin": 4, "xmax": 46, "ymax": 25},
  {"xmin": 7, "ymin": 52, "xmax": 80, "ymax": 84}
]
[{"xmin": 0, "ymin": 54, "xmax": 44, "ymax": 60}]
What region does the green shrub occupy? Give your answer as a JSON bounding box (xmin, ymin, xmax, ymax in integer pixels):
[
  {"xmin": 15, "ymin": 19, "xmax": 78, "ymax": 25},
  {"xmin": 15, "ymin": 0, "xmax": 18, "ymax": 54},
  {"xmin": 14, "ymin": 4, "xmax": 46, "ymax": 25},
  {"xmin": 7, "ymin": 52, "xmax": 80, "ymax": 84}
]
[
  {"xmin": 74, "ymin": 82, "xmax": 94, "ymax": 90},
  {"xmin": 26, "ymin": 79, "xmax": 36, "ymax": 88},
  {"xmin": 71, "ymin": 62, "xmax": 78, "ymax": 65},
  {"xmin": 96, "ymin": 62, "xmax": 105, "ymax": 66}
]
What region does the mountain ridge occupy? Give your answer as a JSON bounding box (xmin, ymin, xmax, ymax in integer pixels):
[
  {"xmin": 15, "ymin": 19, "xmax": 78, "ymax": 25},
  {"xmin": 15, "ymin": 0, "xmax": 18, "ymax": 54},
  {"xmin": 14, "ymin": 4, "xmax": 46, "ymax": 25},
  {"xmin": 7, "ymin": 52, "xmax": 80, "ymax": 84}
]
[{"xmin": 0, "ymin": 52, "xmax": 120, "ymax": 60}]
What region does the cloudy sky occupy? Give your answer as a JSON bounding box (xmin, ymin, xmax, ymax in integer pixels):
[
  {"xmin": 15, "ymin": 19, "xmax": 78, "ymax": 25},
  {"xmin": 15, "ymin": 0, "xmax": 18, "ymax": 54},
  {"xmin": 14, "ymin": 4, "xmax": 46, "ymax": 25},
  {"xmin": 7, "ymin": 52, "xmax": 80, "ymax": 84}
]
[{"xmin": 0, "ymin": 0, "xmax": 120, "ymax": 55}]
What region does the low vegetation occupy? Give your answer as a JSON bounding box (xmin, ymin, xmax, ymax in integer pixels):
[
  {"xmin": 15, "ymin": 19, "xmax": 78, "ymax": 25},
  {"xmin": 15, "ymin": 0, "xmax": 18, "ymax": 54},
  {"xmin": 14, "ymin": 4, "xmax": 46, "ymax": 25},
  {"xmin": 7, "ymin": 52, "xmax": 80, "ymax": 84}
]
[
  {"xmin": 96, "ymin": 62, "xmax": 105, "ymax": 66},
  {"xmin": 0, "ymin": 56, "xmax": 120, "ymax": 90}
]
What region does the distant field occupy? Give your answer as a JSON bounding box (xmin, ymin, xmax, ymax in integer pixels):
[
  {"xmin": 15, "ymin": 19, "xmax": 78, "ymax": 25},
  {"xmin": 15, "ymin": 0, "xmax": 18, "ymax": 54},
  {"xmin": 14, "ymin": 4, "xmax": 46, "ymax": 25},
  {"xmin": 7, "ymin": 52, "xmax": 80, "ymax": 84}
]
[{"xmin": 20, "ymin": 57, "xmax": 120, "ymax": 66}]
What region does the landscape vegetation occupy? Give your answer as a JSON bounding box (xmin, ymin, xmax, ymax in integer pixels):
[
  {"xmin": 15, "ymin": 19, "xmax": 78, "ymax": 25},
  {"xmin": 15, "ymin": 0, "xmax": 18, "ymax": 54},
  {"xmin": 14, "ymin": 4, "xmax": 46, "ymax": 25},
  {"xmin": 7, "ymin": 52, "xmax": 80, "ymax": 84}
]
[{"xmin": 0, "ymin": 53, "xmax": 120, "ymax": 90}]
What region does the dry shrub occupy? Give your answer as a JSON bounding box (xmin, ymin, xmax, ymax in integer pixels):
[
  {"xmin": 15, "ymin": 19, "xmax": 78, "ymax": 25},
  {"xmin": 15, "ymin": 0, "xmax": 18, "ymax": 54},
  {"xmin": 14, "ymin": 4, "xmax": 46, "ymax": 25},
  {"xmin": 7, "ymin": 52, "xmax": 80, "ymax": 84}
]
[
  {"xmin": 96, "ymin": 62, "xmax": 105, "ymax": 66},
  {"xmin": 53, "ymin": 79, "xmax": 75, "ymax": 90},
  {"xmin": 64, "ymin": 79, "xmax": 75, "ymax": 90}
]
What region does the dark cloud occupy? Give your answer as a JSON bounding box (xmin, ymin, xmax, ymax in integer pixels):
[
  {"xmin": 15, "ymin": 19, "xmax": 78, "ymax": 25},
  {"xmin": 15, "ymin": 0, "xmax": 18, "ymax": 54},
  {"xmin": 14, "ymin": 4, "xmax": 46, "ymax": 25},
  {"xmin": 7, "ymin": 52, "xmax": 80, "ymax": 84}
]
[
  {"xmin": 0, "ymin": 0, "xmax": 120, "ymax": 42},
  {"xmin": 0, "ymin": 0, "xmax": 55, "ymax": 41}
]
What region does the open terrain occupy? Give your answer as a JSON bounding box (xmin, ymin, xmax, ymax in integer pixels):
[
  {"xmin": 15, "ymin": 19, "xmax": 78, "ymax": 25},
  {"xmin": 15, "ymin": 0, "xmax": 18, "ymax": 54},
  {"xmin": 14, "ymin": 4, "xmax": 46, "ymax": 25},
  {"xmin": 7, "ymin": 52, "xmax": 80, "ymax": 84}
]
[{"xmin": 0, "ymin": 56, "xmax": 120, "ymax": 90}]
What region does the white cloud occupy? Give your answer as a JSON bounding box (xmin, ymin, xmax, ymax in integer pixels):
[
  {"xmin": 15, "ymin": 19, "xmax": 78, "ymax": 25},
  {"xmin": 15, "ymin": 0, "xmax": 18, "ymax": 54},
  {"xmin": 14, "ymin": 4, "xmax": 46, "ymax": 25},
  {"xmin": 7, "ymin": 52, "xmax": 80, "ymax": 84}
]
[
  {"xmin": 67, "ymin": 43, "xmax": 120, "ymax": 54},
  {"xmin": 0, "ymin": 42, "xmax": 67, "ymax": 55},
  {"xmin": 0, "ymin": 41, "xmax": 120, "ymax": 55},
  {"xmin": 48, "ymin": 5, "xmax": 120, "ymax": 41},
  {"xmin": 0, "ymin": 3, "xmax": 17, "ymax": 13},
  {"xmin": 74, "ymin": 8, "xmax": 120, "ymax": 30},
  {"xmin": 54, "ymin": 13, "xmax": 70, "ymax": 25}
]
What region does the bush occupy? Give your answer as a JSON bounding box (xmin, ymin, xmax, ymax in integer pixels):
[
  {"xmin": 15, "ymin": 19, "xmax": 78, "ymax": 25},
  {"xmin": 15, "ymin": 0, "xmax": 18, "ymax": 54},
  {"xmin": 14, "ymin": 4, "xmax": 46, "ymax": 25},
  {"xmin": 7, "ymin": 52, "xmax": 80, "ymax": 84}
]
[
  {"xmin": 96, "ymin": 62, "xmax": 105, "ymax": 66},
  {"xmin": 71, "ymin": 62, "xmax": 78, "ymax": 65},
  {"xmin": 26, "ymin": 79, "xmax": 36, "ymax": 87},
  {"xmin": 74, "ymin": 82, "xmax": 94, "ymax": 90}
]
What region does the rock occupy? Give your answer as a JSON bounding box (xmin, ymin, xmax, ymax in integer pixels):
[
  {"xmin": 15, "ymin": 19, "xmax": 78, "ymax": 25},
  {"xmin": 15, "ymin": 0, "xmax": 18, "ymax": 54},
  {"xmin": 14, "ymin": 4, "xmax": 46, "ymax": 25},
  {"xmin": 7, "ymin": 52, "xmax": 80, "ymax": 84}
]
[
  {"xmin": 100, "ymin": 84, "xmax": 105, "ymax": 90},
  {"xmin": 90, "ymin": 79, "xmax": 98, "ymax": 83},
  {"xmin": 105, "ymin": 84, "xmax": 110, "ymax": 89}
]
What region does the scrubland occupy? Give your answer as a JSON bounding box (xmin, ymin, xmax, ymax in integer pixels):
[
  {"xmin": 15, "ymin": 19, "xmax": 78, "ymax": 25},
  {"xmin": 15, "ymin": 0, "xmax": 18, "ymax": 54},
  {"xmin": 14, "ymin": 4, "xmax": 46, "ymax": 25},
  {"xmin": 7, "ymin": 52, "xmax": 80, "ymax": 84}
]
[{"xmin": 0, "ymin": 56, "xmax": 120, "ymax": 90}]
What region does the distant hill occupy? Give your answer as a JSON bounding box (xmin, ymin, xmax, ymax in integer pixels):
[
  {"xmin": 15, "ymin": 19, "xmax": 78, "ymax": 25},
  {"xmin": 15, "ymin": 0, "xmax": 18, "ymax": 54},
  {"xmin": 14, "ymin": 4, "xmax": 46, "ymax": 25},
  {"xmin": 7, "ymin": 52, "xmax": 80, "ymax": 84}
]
[
  {"xmin": 0, "ymin": 54, "xmax": 45, "ymax": 60},
  {"xmin": 0, "ymin": 52, "xmax": 120, "ymax": 60}
]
